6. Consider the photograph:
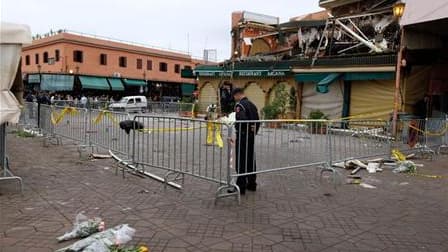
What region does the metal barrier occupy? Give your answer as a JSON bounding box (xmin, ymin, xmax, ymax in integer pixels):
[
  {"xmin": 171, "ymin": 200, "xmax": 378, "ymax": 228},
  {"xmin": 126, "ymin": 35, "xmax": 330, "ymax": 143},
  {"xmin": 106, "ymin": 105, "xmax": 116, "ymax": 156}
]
[
  {"xmin": 328, "ymin": 120, "xmax": 392, "ymax": 162},
  {"xmin": 18, "ymin": 102, "xmax": 39, "ymax": 130},
  {"xmin": 15, "ymin": 104, "xmax": 448, "ymax": 203},
  {"xmin": 87, "ymin": 109, "xmax": 131, "ymax": 156},
  {"xmin": 393, "ymin": 117, "xmax": 447, "ymax": 158},
  {"xmin": 128, "ymin": 117, "xmax": 341, "ymax": 203},
  {"xmin": 131, "ymin": 116, "xmax": 229, "ymax": 185}
]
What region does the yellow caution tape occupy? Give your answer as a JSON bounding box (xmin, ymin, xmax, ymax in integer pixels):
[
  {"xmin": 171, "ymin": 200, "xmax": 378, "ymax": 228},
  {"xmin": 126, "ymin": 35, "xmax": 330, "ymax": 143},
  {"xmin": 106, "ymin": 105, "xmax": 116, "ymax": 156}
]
[
  {"xmin": 410, "ymin": 173, "xmax": 445, "ymax": 179},
  {"xmin": 407, "ymin": 122, "xmax": 448, "ymax": 136},
  {"xmin": 93, "ymin": 110, "xmax": 119, "ymax": 125},
  {"xmin": 392, "ymin": 149, "xmax": 407, "ymax": 161},
  {"xmin": 51, "ymin": 107, "xmax": 79, "ymax": 125},
  {"xmin": 206, "ymin": 122, "xmax": 224, "ymax": 148}
]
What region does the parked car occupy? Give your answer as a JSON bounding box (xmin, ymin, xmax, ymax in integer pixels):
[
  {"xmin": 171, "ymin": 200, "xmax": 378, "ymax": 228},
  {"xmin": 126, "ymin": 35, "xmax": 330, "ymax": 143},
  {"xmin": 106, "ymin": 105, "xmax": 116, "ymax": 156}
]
[{"xmin": 109, "ymin": 96, "xmax": 147, "ymax": 113}]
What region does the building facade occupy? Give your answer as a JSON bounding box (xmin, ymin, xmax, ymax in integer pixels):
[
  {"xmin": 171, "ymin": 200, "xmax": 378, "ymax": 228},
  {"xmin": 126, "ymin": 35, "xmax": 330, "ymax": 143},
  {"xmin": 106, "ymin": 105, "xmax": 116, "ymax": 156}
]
[
  {"xmin": 22, "ymin": 31, "xmax": 201, "ymax": 98},
  {"xmin": 193, "ymin": 1, "xmax": 447, "ymax": 121}
]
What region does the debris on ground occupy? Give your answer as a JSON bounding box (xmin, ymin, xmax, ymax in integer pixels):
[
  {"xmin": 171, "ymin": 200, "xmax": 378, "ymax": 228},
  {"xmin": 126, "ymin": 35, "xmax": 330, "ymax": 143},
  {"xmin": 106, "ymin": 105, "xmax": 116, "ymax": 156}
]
[
  {"xmin": 346, "ymin": 175, "xmax": 361, "ymax": 184},
  {"xmin": 90, "ymin": 153, "xmax": 112, "ymax": 159},
  {"xmin": 359, "ymin": 182, "xmax": 376, "ymax": 189},
  {"xmin": 334, "ymin": 159, "xmax": 383, "ymax": 174}
]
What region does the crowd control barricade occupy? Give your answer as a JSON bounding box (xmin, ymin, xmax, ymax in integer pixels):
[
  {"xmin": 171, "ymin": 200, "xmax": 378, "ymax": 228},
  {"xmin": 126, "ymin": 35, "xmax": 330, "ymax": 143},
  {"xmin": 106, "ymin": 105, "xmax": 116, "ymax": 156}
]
[
  {"xmin": 50, "ymin": 105, "xmax": 88, "ymax": 144},
  {"xmin": 87, "ymin": 109, "xmax": 131, "ymax": 157},
  {"xmin": 229, "ymin": 120, "xmax": 337, "ymax": 197},
  {"xmin": 146, "ymin": 102, "xmax": 193, "ymax": 115},
  {"xmin": 327, "ymin": 120, "xmax": 392, "ymax": 162},
  {"xmin": 394, "ymin": 117, "xmax": 447, "ymax": 159},
  {"xmin": 18, "ymin": 102, "xmax": 39, "ymax": 130},
  {"xmin": 130, "ymin": 116, "xmax": 230, "ymax": 188}
]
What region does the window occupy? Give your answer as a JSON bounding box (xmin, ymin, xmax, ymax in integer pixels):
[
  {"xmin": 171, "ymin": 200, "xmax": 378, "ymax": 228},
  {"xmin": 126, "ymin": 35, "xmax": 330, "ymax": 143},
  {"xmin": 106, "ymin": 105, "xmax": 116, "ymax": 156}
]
[
  {"xmin": 135, "ymin": 98, "xmax": 142, "ymax": 103},
  {"xmin": 35, "ymin": 53, "xmax": 39, "ymax": 64},
  {"xmin": 119, "ymin": 56, "xmax": 127, "ymax": 67},
  {"xmin": 146, "ymin": 60, "xmax": 152, "ymax": 70},
  {"xmin": 100, "ymin": 53, "xmax": 107, "ymax": 65},
  {"xmin": 184, "ymin": 65, "xmax": 192, "ymax": 70},
  {"xmin": 25, "ymin": 55, "xmax": 30, "ymax": 65},
  {"xmin": 55, "ymin": 50, "xmax": 60, "ymax": 61},
  {"xmin": 43, "ymin": 52, "xmax": 49, "ymax": 63},
  {"xmin": 136, "ymin": 59, "xmax": 142, "ymax": 69},
  {"xmin": 159, "ymin": 62, "xmax": 168, "ymax": 72},
  {"xmin": 174, "ymin": 64, "xmax": 180, "ymax": 73},
  {"xmin": 73, "ymin": 50, "xmax": 83, "ymax": 63}
]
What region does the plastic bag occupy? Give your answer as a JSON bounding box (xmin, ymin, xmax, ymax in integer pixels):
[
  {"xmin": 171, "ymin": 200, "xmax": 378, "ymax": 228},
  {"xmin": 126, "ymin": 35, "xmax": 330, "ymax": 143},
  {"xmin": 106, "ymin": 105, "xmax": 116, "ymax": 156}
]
[
  {"xmin": 57, "ymin": 212, "xmax": 103, "ymax": 242},
  {"xmin": 82, "ymin": 240, "xmax": 110, "ymax": 252},
  {"xmin": 113, "ymin": 224, "xmax": 136, "ymax": 245}
]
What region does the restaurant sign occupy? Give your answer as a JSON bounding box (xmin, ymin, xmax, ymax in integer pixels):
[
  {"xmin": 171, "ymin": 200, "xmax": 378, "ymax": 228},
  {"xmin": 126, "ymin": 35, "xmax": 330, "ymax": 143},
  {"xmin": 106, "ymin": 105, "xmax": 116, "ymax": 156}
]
[{"xmin": 195, "ymin": 69, "xmax": 290, "ymax": 77}]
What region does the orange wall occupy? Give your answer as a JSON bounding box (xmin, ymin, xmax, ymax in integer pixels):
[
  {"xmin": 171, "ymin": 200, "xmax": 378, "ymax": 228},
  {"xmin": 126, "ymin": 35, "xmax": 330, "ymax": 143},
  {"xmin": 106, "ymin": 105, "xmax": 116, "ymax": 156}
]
[{"xmin": 21, "ymin": 34, "xmax": 197, "ymax": 84}]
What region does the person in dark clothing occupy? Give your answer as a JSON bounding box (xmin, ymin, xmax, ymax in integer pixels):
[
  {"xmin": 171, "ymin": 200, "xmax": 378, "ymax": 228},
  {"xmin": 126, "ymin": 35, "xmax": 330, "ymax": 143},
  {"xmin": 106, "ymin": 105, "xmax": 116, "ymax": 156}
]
[
  {"xmin": 231, "ymin": 88, "xmax": 260, "ymax": 194},
  {"xmin": 414, "ymin": 95, "xmax": 429, "ymax": 119},
  {"xmin": 220, "ymin": 84, "xmax": 234, "ymax": 115},
  {"xmin": 25, "ymin": 92, "xmax": 34, "ymax": 102}
]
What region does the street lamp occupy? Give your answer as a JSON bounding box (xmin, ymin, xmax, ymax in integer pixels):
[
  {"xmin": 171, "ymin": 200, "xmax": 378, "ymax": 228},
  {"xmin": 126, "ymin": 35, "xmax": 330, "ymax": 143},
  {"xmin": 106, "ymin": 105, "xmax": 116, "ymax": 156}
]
[
  {"xmin": 393, "ymin": 1, "xmax": 406, "ymax": 18},
  {"xmin": 391, "ymin": 0, "xmax": 406, "ymax": 135}
]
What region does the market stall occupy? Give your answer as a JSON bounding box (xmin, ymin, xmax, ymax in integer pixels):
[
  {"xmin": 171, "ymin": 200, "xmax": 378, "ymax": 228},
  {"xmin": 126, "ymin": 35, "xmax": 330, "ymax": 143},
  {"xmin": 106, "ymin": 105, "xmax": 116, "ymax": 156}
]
[{"xmin": 0, "ymin": 22, "xmax": 32, "ymax": 192}]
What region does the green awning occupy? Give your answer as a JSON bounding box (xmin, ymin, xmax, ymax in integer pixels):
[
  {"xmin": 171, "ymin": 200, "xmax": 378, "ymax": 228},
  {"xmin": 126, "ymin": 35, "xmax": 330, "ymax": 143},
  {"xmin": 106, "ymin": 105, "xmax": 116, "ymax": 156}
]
[
  {"xmin": 344, "ymin": 72, "xmax": 395, "ymax": 81},
  {"xmin": 40, "ymin": 74, "xmax": 74, "ymax": 91},
  {"xmin": 181, "ymin": 83, "xmax": 196, "ymax": 96},
  {"xmin": 123, "ymin": 79, "xmax": 147, "ymax": 86},
  {"xmin": 295, "ymin": 73, "xmax": 328, "ymax": 82},
  {"xmin": 27, "ymin": 74, "xmax": 41, "ymax": 83},
  {"xmin": 181, "ymin": 69, "xmax": 195, "ymax": 78},
  {"xmin": 317, "ymin": 73, "xmax": 341, "ymax": 93},
  {"xmin": 79, "ymin": 76, "xmax": 110, "ymax": 90},
  {"xmin": 107, "ymin": 78, "xmax": 125, "ymax": 91}
]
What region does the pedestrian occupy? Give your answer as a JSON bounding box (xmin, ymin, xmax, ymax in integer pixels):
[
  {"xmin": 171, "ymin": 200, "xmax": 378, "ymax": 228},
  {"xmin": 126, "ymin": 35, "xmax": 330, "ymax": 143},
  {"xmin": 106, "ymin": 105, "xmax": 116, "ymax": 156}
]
[
  {"xmin": 231, "ymin": 88, "xmax": 260, "ymax": 195},
  {"xmin": 80, "ymin": 95, "xmax": 88, "ymax": 108}
]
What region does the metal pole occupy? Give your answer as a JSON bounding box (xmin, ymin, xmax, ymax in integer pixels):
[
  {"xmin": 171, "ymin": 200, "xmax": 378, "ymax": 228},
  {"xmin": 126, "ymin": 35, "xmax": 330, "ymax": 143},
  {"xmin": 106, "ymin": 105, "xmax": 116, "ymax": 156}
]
[
  {"xmin": 226, "ymin": 125, "xmax": 233, "ymax": 186},
  {"xmin": 392, "ymin": 29, "xmax": 405, "ymax": 136},
  {"xmin": 0, "ymin": 124, "xmax": 6, "ymax": 174}
]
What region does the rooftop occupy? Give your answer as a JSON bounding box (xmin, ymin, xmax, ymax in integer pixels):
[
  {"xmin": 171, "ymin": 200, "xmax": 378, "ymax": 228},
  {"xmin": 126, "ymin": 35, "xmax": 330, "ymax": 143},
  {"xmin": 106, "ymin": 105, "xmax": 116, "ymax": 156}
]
[{"xmin": 23, "ymin": 30, "xmax": 196, "ymax": 61}]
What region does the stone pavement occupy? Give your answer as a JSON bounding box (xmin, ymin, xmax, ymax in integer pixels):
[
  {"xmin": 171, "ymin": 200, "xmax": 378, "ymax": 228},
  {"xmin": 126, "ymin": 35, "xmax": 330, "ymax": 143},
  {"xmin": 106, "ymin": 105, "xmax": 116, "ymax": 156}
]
[{"xmin": 1, "ymin": 135, "xmax": 448, "ymax": 252}]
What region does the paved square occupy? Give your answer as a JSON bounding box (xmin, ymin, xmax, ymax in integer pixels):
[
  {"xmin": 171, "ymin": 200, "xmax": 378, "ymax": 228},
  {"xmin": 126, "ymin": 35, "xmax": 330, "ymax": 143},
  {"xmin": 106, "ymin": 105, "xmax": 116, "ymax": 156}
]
[{"xmin": 1, "ymin": 135, "xmax": 448, "ymax": 251}]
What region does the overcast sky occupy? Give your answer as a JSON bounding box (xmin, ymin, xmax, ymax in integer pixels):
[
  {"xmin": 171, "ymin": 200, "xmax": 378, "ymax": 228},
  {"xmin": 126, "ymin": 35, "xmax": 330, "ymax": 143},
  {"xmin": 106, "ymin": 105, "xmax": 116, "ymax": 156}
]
[{"xmin": 1, "ymin": 0, "xmax": 322, "ymax": 61}]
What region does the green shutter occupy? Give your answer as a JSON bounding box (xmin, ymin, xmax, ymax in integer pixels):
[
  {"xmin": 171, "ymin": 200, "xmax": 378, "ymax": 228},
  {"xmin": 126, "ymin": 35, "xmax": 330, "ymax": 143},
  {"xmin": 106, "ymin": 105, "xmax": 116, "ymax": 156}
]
[
  {"xmin": 27, "ymin": 74, "xmax": 41, "ymax": 83},
  {"xmin": 123, "ymin": 79, "xmax": 146, "ymax": 86},
  {"xmin": 108, "ymin": 78, "xmax": 125, "ymax": 91},
  {"xmin": 79, "ymin": 76, "xmax": 110, "ymax": 90},
  {"xmin": 316, "ymin": 73, "xmax": 341, "ymax": 93},
  {"xmin": 344, "ymin": 72, "xmax": 395, "ymax": 81},
  {"xmin": 40, "ymin": 74, "xmax": 74, "ymax": 91},
  {"xmin": 181, "ymin": 84, "xmax": 196, "ymax": 95},
  {"xmin": 294, "ymin": 73, "xmax": 328, "ymax": 82}
]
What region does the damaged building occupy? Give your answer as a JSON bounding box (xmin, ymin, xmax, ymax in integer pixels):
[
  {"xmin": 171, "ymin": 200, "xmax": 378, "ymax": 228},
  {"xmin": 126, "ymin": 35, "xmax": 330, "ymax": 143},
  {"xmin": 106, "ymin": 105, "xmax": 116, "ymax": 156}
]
[{"xmin": 189, "ymin": 0, "xmax": 448, "ymax": 121}]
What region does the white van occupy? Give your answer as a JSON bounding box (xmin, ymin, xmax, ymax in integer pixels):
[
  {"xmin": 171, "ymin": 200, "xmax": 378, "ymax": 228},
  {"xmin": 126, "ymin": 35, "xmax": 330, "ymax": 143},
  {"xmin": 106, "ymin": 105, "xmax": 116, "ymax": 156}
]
[{"xmin": 109, "ymin": 96, "xmax": 147, "ymax": 113}]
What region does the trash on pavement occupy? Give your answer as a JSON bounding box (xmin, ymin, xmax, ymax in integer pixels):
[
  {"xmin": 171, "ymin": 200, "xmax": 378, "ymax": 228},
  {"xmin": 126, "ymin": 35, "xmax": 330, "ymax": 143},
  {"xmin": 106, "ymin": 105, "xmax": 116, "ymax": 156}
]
[
  {"xmin": 90, "ymin": 153, "xmax": 112, "ymax": 159},
  {"xmin": 359, "ymin": 182, "xmax": 376, "ymax": 189}
]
